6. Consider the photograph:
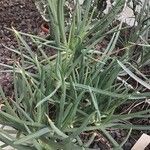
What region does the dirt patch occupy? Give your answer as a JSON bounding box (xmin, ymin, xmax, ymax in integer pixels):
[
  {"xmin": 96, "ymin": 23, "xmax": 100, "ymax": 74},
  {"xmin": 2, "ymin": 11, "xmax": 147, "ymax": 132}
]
[{"xmin": 0, "ymin": 0, "xmax": 43, "ymax": 94}]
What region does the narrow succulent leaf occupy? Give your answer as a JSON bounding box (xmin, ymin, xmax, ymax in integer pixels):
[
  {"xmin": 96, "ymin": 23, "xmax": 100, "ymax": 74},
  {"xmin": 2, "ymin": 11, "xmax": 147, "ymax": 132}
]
[
  {"xmin": 71, "ymin": 83, "xmax": 128, "ymax": 98},
  {"xmin": 118, "ymin": 60, "xmax": 150, "ymax": 90},
  {"xmin": 118, "ymin": 128, "xmax": 132, "ymax": 148},
  {"xmin": 0, "ymin": 111, "xmax": 43, "ymax": 127},
  {"xmin": 36, "ymin": 83, "xmax": 61, "ymax": 107},
  {"xmin": 89, "ymin": 86, "xmax": 101, "ymax": 121},
  {"xmin": 100, "ymin": 128, "xmax": 121, "ymax": 148},
  {"xmin": 14, "ymin": 128, "xmax": 51, "ymax": 145},
  {"xmin": 57, "ymin": 0, "xmax": 67, "ymax": 45},
  {"xmin": 70, "ymin": 112, "xmax": 95, "ymax": 138},
  {"xmin": 0, "ymin": 134, "xmax": 32, "ymax": 150},
  {"xmin": 46, "ymin": 114, "xmax": 68, "ymax": 139}
]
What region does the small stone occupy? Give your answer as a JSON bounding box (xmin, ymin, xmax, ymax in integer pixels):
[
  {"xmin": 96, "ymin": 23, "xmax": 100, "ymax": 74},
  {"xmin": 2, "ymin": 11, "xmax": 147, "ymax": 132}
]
[{"xmin": 123, "ymin": 142, "xmax": 132, "ymax": 150}]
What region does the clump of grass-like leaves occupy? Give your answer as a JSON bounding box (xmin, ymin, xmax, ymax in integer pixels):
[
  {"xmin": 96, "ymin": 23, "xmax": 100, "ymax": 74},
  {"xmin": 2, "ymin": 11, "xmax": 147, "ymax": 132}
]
[{"xmin": 0, "ymin": 0, "xmax": 150, "ymax": 149}]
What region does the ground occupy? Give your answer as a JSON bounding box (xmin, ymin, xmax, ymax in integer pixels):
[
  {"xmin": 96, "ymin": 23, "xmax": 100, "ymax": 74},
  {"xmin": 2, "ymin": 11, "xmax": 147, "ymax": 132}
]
[{"xmin": 0, "ymin": 0, "xmax": 43, "ymax": 94}]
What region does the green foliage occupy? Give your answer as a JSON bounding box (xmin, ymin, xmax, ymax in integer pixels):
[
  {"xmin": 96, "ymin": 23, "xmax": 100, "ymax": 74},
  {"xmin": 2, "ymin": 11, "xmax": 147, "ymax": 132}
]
[{"xmin": 0, "ymin": 0, "xmax": 150, "ymax": 149}]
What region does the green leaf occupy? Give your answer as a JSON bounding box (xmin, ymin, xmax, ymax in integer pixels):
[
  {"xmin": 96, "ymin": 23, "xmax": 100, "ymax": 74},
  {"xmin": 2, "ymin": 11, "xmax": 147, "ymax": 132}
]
[
  {"xmin": 46, "ymin": 114, "xmax": 68, "ymax": 139},
  {"xmin": 118, "ymin": 60, "xmax": 150, "ymax": 90},
  {"xmin": 36, "ymin": 83, "xmax": 61, "ymax": 107},
  {"xmin": 14, "ymin": 127, "xmax": 50, "ymax": 145}
]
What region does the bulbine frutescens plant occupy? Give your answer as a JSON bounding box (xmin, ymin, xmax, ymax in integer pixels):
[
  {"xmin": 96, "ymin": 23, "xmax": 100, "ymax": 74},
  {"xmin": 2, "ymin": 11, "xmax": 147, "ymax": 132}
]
[{"xmin": 0, "ymin": 0, "xmax": 150, "ymax": 149}]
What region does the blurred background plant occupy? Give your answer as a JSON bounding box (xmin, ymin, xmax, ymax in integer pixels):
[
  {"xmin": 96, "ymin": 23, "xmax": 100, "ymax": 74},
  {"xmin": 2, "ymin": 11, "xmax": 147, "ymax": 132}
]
[{"xmin": 0, "ymin": 0, "xmax": 150, "ymax": 149}]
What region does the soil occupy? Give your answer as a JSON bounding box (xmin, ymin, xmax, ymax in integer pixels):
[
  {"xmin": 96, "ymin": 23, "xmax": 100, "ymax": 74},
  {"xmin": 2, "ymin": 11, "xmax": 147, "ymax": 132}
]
[
  {"xmin": 0, "ymin": 0, "xmax": 43, "ymax": 94},
  {"xmin": 0, "ymin": 0, "xmax": 150, "ymax": 150}
]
